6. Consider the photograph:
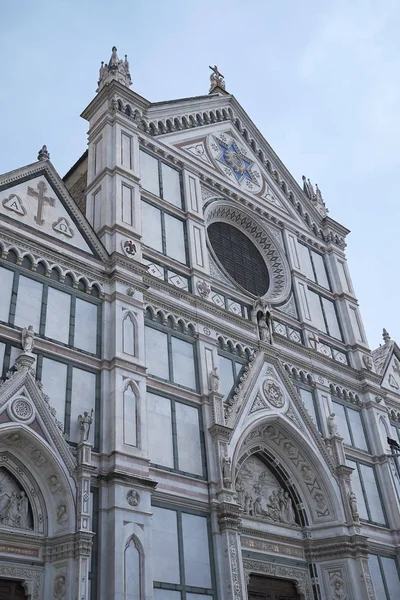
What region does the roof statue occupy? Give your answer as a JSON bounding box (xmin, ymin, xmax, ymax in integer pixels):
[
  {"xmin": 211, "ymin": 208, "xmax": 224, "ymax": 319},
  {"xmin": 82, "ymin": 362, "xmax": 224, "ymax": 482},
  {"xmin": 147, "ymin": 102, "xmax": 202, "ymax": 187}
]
[
  {"xmin": 302, "ymin": 175, "xmax": 328, "ymax": 218},
  {"xmin": 382, "ymin": 328, "xmax": 391, "ymax": 344},
  {"xmin": 209, "ymin": 65, "xmax": 226, "ymax": 94},
  {"xmin": 37, "ymin": 145, "xmax": 50, "ymax": 161},
  {"xmin": 97, "ymin": 46, "xmax": 132, "ymax": 92}
]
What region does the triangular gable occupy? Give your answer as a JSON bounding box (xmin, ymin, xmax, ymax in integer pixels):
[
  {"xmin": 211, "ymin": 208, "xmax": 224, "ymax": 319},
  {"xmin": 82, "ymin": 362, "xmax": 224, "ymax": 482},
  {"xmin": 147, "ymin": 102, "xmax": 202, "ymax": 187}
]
[
  {"xmin": 226, "ymin": 350, "xmax": 335, "ymax": 472},
  {"xmin": 135, "ymin": 91, "xmax": 326, "ymax": 230},
  {"xmin": 381, "ymin": 352, "xmax": 400, "ymax": 395},
  {"xmin": 173, "ymin": 127, "xmax": 305, "ymax": 221},
  {"xmin": 0, "ymin": 359, "xmax": 76, "ymax": 476},
  {"xmin": 0, "ymin": 160, "xmax": 107, "ymax": 260}
]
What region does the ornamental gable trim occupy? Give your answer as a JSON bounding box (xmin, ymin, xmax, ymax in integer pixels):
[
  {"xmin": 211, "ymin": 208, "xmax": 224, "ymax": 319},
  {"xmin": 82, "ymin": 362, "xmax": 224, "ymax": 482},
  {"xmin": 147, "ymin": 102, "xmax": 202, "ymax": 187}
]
[{"xmin": 226, "ymin": 351, "xmax": 336, "ymax": 474}]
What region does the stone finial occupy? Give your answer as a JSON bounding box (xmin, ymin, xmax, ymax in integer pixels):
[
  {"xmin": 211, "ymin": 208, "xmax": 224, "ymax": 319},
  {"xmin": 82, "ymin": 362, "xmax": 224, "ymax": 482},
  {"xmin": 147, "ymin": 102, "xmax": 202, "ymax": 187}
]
[
  {"xmin": 383, "ymin": 328, "xmax": 391, "ymax": 344},
  {"xmin": 209, "ymin": 65, "xmax": 226, "ymax": 94},
  {"xmin": 301, "ymin": 175, "xmax": 328, "ymax": 217},
  {"xmin": 97, "ymin": 46, "xmax": 132, "ymax": 92},
  {"xmin": 38, "ymin": 145, "xmax": 50, "ymax": 161}
]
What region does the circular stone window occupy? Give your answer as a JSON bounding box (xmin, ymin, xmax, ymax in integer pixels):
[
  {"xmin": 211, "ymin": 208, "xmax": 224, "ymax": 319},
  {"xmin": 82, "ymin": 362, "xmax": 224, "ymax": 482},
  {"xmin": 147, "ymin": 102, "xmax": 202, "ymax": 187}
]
[
  {"xmin": 204, "ymin": 200, "xmax": 291, "ymax": 304},
  {"xmin": 208, "ymin": 221, "xmax": 270, "ymax": 296}
]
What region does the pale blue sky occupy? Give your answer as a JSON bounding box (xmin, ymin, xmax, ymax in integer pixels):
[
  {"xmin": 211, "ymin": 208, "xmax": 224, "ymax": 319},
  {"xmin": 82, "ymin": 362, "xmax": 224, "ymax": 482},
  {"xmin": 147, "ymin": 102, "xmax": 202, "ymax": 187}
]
[{"xmin": 1, "ymin": 0, "xmax": 399, "ymax": 349}]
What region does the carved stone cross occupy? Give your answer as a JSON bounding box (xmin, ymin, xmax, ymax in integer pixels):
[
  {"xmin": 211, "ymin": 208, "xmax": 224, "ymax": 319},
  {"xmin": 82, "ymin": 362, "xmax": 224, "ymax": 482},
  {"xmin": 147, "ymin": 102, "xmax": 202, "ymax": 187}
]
[{"xmin": 27, "ymin": 181, "xmax": 55, "ymax": 225}]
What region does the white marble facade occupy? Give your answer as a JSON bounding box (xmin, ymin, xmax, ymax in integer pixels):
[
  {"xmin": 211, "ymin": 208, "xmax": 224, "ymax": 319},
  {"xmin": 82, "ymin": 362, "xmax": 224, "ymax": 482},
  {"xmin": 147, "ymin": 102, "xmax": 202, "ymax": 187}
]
[{"xmin": 0, "ymin": 48, "xmax": 399, "ymax": 599}]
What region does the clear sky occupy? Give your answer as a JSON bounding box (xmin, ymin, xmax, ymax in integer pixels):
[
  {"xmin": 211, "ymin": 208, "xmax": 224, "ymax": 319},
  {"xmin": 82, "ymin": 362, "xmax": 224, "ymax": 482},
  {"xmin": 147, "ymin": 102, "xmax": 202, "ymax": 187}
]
[{"xmin": 1, "ymin": 0, "xmax": 399, "ymax": 349}]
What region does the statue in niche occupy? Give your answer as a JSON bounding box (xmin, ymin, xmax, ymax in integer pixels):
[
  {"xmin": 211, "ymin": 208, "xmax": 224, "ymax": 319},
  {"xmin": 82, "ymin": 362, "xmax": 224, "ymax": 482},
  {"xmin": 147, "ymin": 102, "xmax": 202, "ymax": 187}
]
[
  {"xmin": 21, "ymin": 325, "xmax": 35, "ymax": 354},
  {"xmin": 327, "ymin": 413, "xmax": 338, "ymax": 437},
  {"xmin": 0, "ymin": 469, "xmax": 32, "ymax": 530},
  {"xmin": 221, "ymin": 455, "xmax": 232, "ymax": 488},
  {"xmin": 235, "ymin": 478, "xmax": 245, "ymax": 508},
  {"xmin": 349, "ymin": 490, "xmax": 359, "ymax": 520},
  {"xmin": 235, "ymin": 456, "xmax": 297, "ymax": 525},
  {"xmin": 209, "ymin": 366, "xmax": 220, "ymax": 393},
  {"xmin": 78, "ymin": 410, "xmax": 93, "ymax": 443},
  {"xmin": 252, "ymin": 297, "xmax": 273, "ymax": 343}
]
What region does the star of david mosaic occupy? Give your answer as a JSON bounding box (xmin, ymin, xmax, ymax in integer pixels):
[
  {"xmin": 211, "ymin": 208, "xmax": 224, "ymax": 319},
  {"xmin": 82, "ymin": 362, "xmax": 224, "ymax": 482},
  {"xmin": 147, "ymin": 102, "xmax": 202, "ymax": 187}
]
[{"xmin": 208, "ymin": 133, "xmax": 263, "ymax": 192}]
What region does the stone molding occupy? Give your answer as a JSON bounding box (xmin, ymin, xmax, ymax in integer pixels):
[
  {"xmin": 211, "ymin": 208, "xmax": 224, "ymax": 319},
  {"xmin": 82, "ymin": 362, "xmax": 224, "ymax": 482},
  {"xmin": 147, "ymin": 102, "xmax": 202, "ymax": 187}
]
[{"xmin": 96, "ymin": 470, "xmax": 157, "ymax": 491}]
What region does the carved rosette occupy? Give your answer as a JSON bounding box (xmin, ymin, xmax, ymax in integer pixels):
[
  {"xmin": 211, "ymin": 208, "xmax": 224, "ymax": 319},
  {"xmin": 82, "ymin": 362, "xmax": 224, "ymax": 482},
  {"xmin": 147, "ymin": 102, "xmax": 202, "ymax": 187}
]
[
  {"xmin": 8, "ymin": 397, "xmax": 35, "ymax": 424},
  {"xmin": 262, "ymin": 379, "xmax": 285, "ymax": 408}
]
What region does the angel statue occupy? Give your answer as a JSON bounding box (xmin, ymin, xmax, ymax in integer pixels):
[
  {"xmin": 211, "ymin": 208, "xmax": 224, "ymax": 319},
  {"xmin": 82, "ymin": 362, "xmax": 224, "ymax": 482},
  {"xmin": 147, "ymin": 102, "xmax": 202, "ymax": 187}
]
[
  {"xmin": 21, "ymin": 325, "xmax": 35, "ymax": 354},
  {"xmin": 78, "ymin": 410, "xmax": 93, "ymax": 443}
]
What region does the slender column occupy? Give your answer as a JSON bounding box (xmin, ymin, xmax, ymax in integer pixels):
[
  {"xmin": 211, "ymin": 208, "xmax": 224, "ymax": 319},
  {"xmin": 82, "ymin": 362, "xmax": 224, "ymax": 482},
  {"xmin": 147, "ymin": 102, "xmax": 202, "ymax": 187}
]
[
  {"xmin": 209, "ymin": 386, "xmax": 247, "ymax": 600},
  {"xmin": 75, "ymin": 437, "xmax": 95, "ymax": 600}
]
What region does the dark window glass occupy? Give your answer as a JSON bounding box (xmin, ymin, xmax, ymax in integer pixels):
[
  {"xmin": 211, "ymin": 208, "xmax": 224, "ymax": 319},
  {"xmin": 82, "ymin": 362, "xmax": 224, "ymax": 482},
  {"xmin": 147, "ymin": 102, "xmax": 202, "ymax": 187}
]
[{"xmin": 208, "ymin": 222, "xmax": 269, "ymax": 296}]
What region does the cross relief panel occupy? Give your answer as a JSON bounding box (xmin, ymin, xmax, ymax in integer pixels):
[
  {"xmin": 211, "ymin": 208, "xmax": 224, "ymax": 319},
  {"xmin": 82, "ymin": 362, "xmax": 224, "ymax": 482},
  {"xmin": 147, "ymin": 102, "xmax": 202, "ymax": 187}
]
[{"xmin": 0, "ymin": 176, "xmax": 91, "ymax": 252}]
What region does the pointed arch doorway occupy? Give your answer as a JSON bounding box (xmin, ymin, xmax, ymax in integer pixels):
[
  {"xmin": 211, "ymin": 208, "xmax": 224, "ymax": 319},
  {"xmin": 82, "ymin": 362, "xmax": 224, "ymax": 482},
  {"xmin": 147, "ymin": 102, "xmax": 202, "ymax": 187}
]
[
  {"xmin": 0, "ymin": 579, "xmax": 26, "ymax": 599},
  {"xmin": 248, "ymin": 574, "xmax": 301, "ymax": 600}
]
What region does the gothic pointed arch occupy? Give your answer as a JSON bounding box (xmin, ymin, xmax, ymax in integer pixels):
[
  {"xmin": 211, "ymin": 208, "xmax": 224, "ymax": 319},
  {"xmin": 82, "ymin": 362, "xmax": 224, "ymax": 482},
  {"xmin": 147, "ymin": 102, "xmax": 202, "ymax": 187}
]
[
  {"xmin": 124, "ymin": 534, "xmax": 144, "ymax": 600},
  {"xmin": 0, "ymin": 423, "xmax": 76, "ymax": 536},
  {"xmin": 231, "ymin": 415, "xmax": 344, "ymax": 527},
  {"xmin": 122, "ymin": 311, "xmax": 138, "ymax": 357},
  {"xmin": 123, "ymin": 380, "xmax": 140, "ymax": 447}
]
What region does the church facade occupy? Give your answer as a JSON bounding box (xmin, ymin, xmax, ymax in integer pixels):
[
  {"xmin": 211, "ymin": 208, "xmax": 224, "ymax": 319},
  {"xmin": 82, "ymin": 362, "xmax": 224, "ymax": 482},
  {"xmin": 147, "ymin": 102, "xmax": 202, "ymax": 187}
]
[{"xmin": 0, "ymin": 47, "xmax": 399, "ymax": 600}]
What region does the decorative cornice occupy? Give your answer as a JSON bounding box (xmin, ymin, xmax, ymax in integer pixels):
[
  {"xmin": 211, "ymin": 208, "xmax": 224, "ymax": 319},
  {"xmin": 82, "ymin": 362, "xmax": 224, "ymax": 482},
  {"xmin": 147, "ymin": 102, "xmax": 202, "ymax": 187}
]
[
  {"xmin": 218, "ymin": 500, "xmax": 242, "ymax": 531},
  {"xmin": 97, "ymin": 470, "xmax": 157, "ymax": 490},
  {"xmin": 44, "ymin": 530, "xmax": 94, "ymax": 562},
  {"xmin": 0, "ymin": 233, "xmax": 106, "ymax": 292},
  {"xmin": 303, "ymin": 534, "xmax": 369, "ymax": 562}
]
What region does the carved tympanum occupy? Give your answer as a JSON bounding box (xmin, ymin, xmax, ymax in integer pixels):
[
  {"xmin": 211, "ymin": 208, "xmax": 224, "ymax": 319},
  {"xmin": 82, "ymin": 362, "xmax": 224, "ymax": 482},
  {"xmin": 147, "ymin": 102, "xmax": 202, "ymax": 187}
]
[{"xmin": 235, "ymin": 456, "xmax": 297, "ymax": 525}]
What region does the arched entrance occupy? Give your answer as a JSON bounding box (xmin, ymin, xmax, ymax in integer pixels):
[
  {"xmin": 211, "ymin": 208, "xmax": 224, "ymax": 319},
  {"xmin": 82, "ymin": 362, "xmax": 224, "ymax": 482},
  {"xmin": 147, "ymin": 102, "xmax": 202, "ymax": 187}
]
[
  {"xmin": 248, "ymin": 574, "xmax": 300, "ymax": 600},
  {"xmin": 0, "ymin": 579, "xmax": 26, "ymax": 599}
]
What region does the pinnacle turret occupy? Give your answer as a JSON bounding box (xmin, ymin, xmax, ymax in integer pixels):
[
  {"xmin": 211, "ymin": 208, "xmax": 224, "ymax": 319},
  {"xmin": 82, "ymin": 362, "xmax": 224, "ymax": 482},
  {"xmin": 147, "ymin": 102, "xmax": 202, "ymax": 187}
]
[
  {"xmin": 382, "ymin": 328, "xmax": 391, "ymax": 344},
  {"xmin": 97, "ymin": 46, "xmax": 132, "ymax": 92}
]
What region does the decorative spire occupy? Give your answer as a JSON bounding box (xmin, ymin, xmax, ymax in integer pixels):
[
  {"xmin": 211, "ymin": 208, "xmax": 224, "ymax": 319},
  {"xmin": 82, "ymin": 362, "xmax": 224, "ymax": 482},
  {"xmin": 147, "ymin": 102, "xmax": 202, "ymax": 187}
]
[
  {"xmin": 209, "ymin": 65, "xmax": 226, "ymax": 94},
  {"xmin": 37, "ymin": 145, "xmax": 50, "ymax": 161},
  {"xmin": 301, "ymin": 175, "xmax": 328, "ymax": 217},
  {"xmin": 383, "ymin": 328, "xmax": 391, "ymax": 344},
  {"xmin": 97, "ymin": 46, "xmax": 132, "ymax": 92}
]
